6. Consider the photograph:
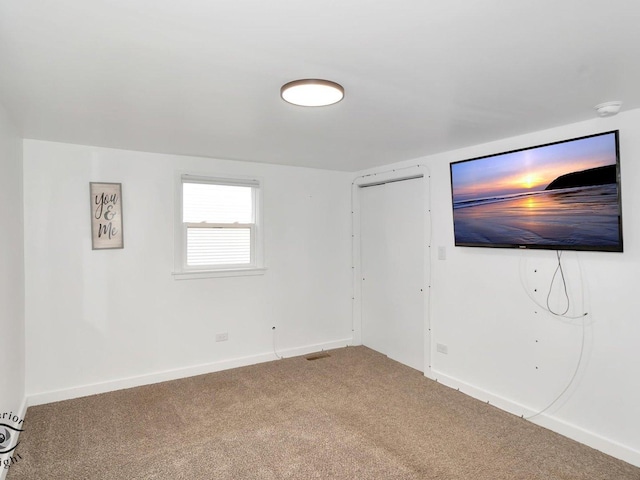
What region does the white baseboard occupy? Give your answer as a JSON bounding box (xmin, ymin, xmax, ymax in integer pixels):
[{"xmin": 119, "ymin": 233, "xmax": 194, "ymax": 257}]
[
  {"xmin": 0, "ymin": 395, "xmax": 27, "ymax": 480},
  {"xmin": 431, "ymin": 369, "xmax": 640, "ymax": 468},
  {"xmin": 18, "ymin": 396, "xmax": 27, "ymax": 422},
  {"xmin": 27, "ymin": 338, "xmax": 352, "ymax": 407}
]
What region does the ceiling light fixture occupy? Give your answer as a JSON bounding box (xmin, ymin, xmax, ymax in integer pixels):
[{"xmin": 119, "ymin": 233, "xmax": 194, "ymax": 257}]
[
  {"xmin": 281, "ymin": 79, "xmax": 344, "ymax": 107},
  {"xmin": 594, "ymin": 101, "xmax": 622, "ymax": 117}
]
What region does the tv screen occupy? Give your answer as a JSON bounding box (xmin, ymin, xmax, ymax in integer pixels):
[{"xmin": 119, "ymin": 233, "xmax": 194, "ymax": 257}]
[{"xmin": 450, "ymin": 130, "xmax": 623, "ymax": 252}]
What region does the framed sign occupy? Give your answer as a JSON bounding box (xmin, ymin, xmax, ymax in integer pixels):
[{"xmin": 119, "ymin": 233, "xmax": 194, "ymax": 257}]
[{"xmin": 90, "ymin": 182, "xmax": 124, "ymax": 249}]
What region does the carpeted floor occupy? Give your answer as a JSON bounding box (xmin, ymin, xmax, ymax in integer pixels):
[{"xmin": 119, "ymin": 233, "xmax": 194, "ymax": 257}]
[{"xmin": 9, "ymin": 346, "xmax": 640, "ymax": 479}]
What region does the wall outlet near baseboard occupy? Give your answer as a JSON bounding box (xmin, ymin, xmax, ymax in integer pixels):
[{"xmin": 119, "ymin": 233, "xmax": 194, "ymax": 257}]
[
  {"xmin": 436, "ymin": 343, "xmax": 448, "ymax": 354},
  {"xmin": 215, "ymin": 332, "xmax": 229, "ymax": 342}
]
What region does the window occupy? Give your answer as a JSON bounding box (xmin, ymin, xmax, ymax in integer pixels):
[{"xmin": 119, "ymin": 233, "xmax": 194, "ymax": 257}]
[{"xmin": 174, "ymin": 175, "xmax": 264, "ymax": 278}]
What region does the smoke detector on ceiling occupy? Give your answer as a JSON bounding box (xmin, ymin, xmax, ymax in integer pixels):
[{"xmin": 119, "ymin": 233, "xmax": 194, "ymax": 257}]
[{"xmin": 594, "ymin": 101, "xmax": 622, "ymax": 117}]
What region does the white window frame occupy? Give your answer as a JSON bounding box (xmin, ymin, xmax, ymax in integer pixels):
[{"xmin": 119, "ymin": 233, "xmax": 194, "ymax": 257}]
[{"xmin": 173, "ymin": 173, "xmax": 265, "ymax": 279}]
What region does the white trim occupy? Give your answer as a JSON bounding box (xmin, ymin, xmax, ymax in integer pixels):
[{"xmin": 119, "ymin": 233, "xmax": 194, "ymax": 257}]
[
  {"xmin": 172, "ymin": 267, "xmax": 266, "ymax": 279},
  {"xmin": 431, "ymin": 369, "xmax": 640, "ymax": 468},
  {"xmin": 184, "ymin": 222, "xmax": 254, "ymax": 229},
  {"xmin": 181, "ymin": 174, "xmax": 259, "ymax": 187},
  {"xmin": 26, "ymin": 338, "xmax": 352, "ymax": 407},
  {"xmin": 17, "ymin": 396, "xmax": 27, "ymax": 424},
  {"xmin": 351, "ymin": 164, "xmax": 433, "ymax": 377}
]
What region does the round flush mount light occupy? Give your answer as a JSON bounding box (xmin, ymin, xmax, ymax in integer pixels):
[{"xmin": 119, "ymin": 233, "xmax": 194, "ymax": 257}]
[
  {"xmin": 281, "ymin": 79, "xmax": 344, "ymax": 107},
  {"xmin": 594, "ymin": 101, "xmax": 622, "ymax": 117}
]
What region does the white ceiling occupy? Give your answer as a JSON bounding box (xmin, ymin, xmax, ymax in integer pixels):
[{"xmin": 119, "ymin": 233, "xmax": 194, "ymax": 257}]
[{"xmin": 1, "ymin": 1, "xmax": 639, "ymax": 172}]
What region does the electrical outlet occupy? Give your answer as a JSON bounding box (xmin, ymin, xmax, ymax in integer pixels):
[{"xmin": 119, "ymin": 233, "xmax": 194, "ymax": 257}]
[
  {"xmin": 215, "ymin": 332, "xmax": 229, "ymax": 342},
  {"xmin": 436, "ymin": 343, "xmax": 448, "ymax": 354}
]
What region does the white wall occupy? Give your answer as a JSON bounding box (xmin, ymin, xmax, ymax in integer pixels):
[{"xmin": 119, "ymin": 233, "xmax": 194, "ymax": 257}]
[
  {"xmin": 21, "ymin": 111, "xmax": 640, "ymax": 465},
  {"xmin": 0, "ymin": 105, "xmax": 25, "ymax": 416},
  {"xmin": 355, "ymin": 109, "xmax": 640, "ymax": 466},
  {"xmin": 23, "ymin": 140, "xmax": 353, "ymax": 403}
]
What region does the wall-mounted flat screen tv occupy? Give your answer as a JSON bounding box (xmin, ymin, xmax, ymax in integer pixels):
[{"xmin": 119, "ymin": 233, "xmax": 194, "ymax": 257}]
[{"xmin": 450, "ymin": 130, "xmax": 623, "ymax": 252}]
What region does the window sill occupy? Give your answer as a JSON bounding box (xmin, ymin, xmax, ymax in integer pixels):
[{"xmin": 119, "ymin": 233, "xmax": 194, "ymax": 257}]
[{"xmin": 172, "ymin": 267, "xmax": 267, "ymax": 280}]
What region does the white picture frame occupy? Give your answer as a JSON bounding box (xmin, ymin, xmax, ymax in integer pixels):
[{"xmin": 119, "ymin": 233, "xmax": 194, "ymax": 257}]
[{"xmin": 90, "ymin": 182, "xmax": 124, "ymax": 250}]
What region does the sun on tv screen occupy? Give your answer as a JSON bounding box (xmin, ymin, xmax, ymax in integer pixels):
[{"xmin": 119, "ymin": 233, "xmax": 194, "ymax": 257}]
[{"xmin": 450, "ymin": 130, "xmax": 623, "ymax": 252}]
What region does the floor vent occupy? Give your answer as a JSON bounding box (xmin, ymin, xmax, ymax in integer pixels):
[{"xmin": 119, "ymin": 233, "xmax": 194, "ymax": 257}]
[{"xmin": 306, "ymin": 352, "xmax": 330, "ymax": 361}]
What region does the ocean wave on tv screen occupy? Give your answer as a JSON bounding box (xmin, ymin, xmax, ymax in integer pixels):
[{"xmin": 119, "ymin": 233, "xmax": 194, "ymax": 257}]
[
  {"xmin": 453, "ymin": 184, "xmax": 620, "ymax": 247},
  {"xmin": 453, "ymin": 190, "xmax": 545, "ymax": 210}
]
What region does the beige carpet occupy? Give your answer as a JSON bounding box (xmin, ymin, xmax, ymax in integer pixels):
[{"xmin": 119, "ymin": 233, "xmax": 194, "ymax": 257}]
[{"xmin": 9, "ymin": 346, "xmax": 640, "ymax": 479}]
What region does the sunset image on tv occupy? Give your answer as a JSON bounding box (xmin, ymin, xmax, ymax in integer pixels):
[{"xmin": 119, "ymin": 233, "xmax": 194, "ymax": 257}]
[{"xmin": 450, "ymin": 131, "xmax": 622, "ymax": 251}]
